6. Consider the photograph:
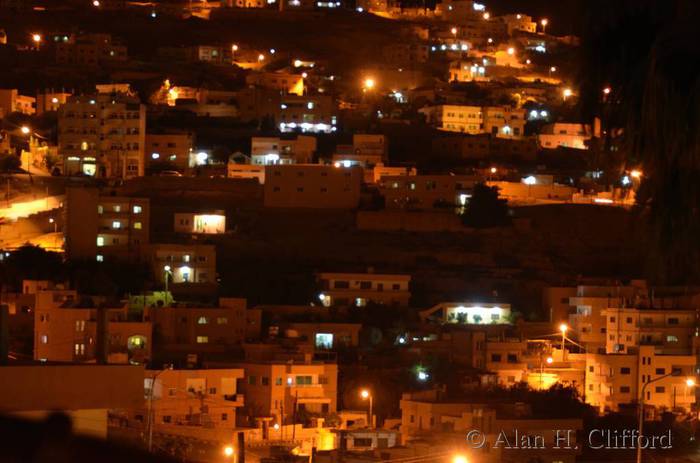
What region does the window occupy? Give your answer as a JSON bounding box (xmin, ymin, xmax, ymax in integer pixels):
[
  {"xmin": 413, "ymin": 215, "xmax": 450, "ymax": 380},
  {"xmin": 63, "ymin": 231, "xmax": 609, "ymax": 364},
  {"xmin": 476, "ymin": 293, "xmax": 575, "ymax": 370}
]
[
  {"xmin": 668, "ymin": 318, "xmax": 679, "ymax": 325},
  {"xmin": 620, "ymin": 386, "xmax": 630, "ymax": 393},
  {"xmin": 333, "ymin": 280, "xmax": 349, "ymax": 289},
  {"xmin": 359, "ymin": 281, "xmax": 372, "ymax": 289},
  {"xmin": 262, "ymin": 377, "xmax": 270, "ymax": 386},
  {"xmin": 248, "ymin": 376, "xmax": 257, "ymax": 385},
  {"xmin": 96, "ymin": 254, "xmax": 104, "ymax": 262},
  {"xmin": 113, "ymin": 205, "xmax": 121, "ymax": 212},
  {"xmin": 75, "ymin": 320, "xmax": 86, "ymax": 332},
  {"xmin": 507, "ymin": 354, "xmax": 517, "ymax": 363},
  {"xmin": 609, "ymin": 316, "xmax": 616, "ymax": 323},
  {"xmin": 626, "ymin": 317, "xmax": 633, "ymax": 323},
  {"xmin": 655, "ymin": 368, "xmax": 665, "ymax": 375},
  {"xmin": 40, "ymin": 335, "xmax": 48, "ymax": 344},
  {"xmin": 209, "ymin": 387, "xmax": 217, "ymax": 394},
  {"xmin": 491, "ymin": 354, "xmax": 502, "ymax": 362},
  {"xmin": 97, "ymin": 205, "xmax": 103, "ymax": 214},
  {"xmin": 655, "ymin": 386, "xmax": 665, "ymax": 393},
  {"xmin": 392, "ymin": 284, "xmax": 400, "ymax": 290},
  {"xmin": 354, "ymin": 438, "xmax": 373, "ymax": 447},
  {"xmin": 134, "ymin": 222, "xmax": 142, "ymax": 230},
  {"xmin": 295, "ymin": 375, "xmax": 312, "ymax": 385},
  {"xmin": 197, "ymin": 317, "xmax": 209, "ymax": 325},
  {"xmin": 97, "ymin": 236, "xmax": 105, "ymax": 247},
  {"xmin": 620, "ymin": 367, "xmax": 630, "ymax": 375},
  {"xmin": 315, "ymin": 333, "xmax": 334, "ymax": 350},
  {"xmin": 217, "ymin": 317, "xmax": 228, "ymax": 325},
  {"xmin": 588, "ymin": 366, "xmax": 594, "ymax": 373},
  {"xmin": 667, "ymin": 335, "xmax": 679, "ymax": 342},
  {"xmin": 196, "ymin": 336, "xmax": 209, "ymax": 343},
  {"xmin": 163, "ymin": 416, "xmax": 172, "ymax": 423},
  {"xmin": 133, "ymin": 205, "xmax": 142, "ymax": 214},
  {"xmin": 112, "ymin": 221, "xmax": 121, "ymax": 229},
  {"xmin": 221, "ymin": 413, "xmax": 228, "ymax": 421},
  {"xmin": 275, "ymin": 377, "xmax": 283, "ymax": 385}
]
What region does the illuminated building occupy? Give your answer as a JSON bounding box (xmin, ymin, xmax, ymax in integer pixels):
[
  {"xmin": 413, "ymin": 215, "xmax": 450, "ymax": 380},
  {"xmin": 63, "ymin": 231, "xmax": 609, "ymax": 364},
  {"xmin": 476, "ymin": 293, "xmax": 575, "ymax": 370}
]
[
  {"xmin": 35, "ymin": 91, "xmax": 72, "ymax": 115},
  {"xmin": 419, "ymin": 302, "xmax": 512, "ymax": 324},
  {"xmin": 65, "ymin": 187, "xmax": 150, "ymax": 261},
  {"xmin": 251, "ymin": 135, "xmax": 317, "ymax": 165},
  {"xmin": 379, "ymin": 174, "xmax": 475, "ymax": 210},
  {"xmin": 246, "ymin": 71, "xmax": 305, "ymax": 96},
  {"xmin": 0, "ymin": 89, "xmax": 35, "ymax": 117},
  {"xmin": 145, "ymin": 132, "xmax": 194, "ymax": 172},
  {"xmin": 148, "ymin": 243, "xmax": 216, "ymax": 285},
  {"xmin": 316, "ymin": 272, "xmax": 411, "ymax": 307},
  {"xmin": 538, "ymin": 123, "xmax": 592, "ymax": 150},
  {"xmin": 174, "ymin": 211, "xmax": 226, "ymax": 234},
  {"xmin": 59, "ymin": 93, "xmax": 146, "ymax": 178}
]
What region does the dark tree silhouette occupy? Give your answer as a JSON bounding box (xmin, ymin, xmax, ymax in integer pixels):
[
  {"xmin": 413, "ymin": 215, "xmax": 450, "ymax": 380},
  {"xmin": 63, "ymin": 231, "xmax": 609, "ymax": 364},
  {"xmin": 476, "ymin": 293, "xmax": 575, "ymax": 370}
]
[
  {"xmin": 578, "ymin": 0, "xmax": 700, "ymax": 283},
  {"xmin": 462, "ymin": 183, "xmax": 510, "ymax": 228}
]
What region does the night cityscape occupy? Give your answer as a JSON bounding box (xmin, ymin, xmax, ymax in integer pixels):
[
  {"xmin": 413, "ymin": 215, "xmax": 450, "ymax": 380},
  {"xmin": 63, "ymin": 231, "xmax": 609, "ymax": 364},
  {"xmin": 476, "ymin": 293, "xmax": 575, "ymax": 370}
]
[{"xmin": 0, "ymin": 0, "xmax": 699, "ymax": 462}]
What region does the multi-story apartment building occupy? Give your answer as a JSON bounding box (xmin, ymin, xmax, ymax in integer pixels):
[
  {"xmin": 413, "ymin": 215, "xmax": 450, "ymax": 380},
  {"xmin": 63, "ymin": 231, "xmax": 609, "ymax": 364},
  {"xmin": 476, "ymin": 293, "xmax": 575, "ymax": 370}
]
[
  {"xmin": 603, "ymin": 307, "xmax": 696, "ymax": 354},
  {"xmin": 380, "ymin": 174, "xmax": 475, "ymax": 210},
  {"xmin": 148, "ymin": 243, "xmax": 216, "ymax": 285},
  {"xmin": 263, "ymin": 165, "xmax": 362, "ymax": 209},
  {"xmin": 145, "ymin": 132, "xmax": 194, "ymax": 172},
  {"xmin": 278, "ymin": 94, "xmax": 335, "ymax": 133},
  {"xmin": 59, "ymin": 93, "xmax": 146, "ymax": 178},
  {"xmin": 136, "ymin": 368, "xmax": 246, "ymax": 428},
  {"xmin": 538, "ymin": 123, "xmax": 592, "ymax": 150},
  {"xmin": 420, "ymin": 104, "xmax": 526, "ymax": 138},
  {"xmin": 251, "ymin": 135, "xmax": 317, "ymax": 165},
  {"xmin": 316, "ymin": 272, "xmax": 411, "ymax": 307},
  {"xmin": 55, "ymin": 33, "xmax": 128, "ymax": 66},
  {"xmin": 33, "ymin": 288, "xmax": 151, "ymax": 364},
  {"xmin": 567, "ymin": 282, "xmax": 648, "ymax": 353},
  {"xmin": 585, "ymin": 346, "xmax": 696, "ymax": 415},
  {"xmin": 499, "ymin": 13, "xmax": 537, "ymax": 35},
  {"xmin": 65, "ymin": 187, "xmax": 150, "ymax": 261},
  {"xmin": 35, "ymin": 91, "xmax": 72, "ymax": 114},
  {"xmin": 283, "ymin": 323, "xmax": 362, "ymax": 350},
  {"xmin": 448, "ymin": 60, "xmax": 488, "ymax": 82},
  {"xmin": 236, "ymin": 360, "xmax": 338, "ymax": 425},
  {"xmin": 145, "ymin": 298, "xmax": 259, "ymax": 360},
  {"xmin": 0, "ymin": 88, "xmax": 35, "ymax": 117}
]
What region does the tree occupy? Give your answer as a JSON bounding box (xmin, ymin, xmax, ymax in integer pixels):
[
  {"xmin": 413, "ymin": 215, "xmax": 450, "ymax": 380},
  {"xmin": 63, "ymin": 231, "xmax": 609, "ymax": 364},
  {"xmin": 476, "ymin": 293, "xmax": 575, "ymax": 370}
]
[{"xmin": 462, "ymin": 183, "xmax": 510, "ymax": 228}]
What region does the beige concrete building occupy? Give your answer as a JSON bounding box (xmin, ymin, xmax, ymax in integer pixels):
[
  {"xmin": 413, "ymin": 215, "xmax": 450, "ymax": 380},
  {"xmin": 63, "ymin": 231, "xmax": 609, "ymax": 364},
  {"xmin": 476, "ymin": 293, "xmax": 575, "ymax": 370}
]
[
  {"xmin": 251, "ymin": 135, "xmax": 317, "ymax": 165},
  {"xmin": 59, "ymin": 93, "xmax": 146, "ymax": 178},
  {"xmin": 148, "ymin": 243, "xmax": 216, "ymax": 285},
  {"xmin": 264, "ymin": 164, "xmax": 362, "ymax": 209},
  {"xmin": 603, "ymin": 307, "xmax": 695, "ymax": 354},
  {"xmin": 538, "ymin": 123, "xmax": 592, "ymax": 150},
  {"xmin": 65, "ymin": 187, "xmax": 150, "ymax": 261},
  {"xmin": 237, "ymin": 361, "xmax": 338, "ymax": 425},
  {"xmin": 380, "ymin": 174, "xmax": 475, "ymax": 210},
  {"xmin": 145, "ymin": 132, "xmax": 194, "ymax": 172},
  {"xmin": 0, "ymin": 89, "xmax": 35, "ymax": 117},
  {"xmin": 174, "ymin": 211, "xmax": 226, "ymax": 234},
  {"xmin": 585, "ymin": 346, "xmax": 696, "ymax": 415},
  {"xmin": 316, "ymin": 272, "xmax": 411, "ymax": 307},
  {"xmin": 246, "ymin": 71, "xmax": 305, "ymax": 95},
  {"xmin": 137, "ymin": 368, "xmax": 245, "ymax": 427},
  {"xmin": 35, "ymin": 91, "xmax": 72, "ymax": 114},
  {"xmin": 33, "ymin": 288, "xmax": 151, "ymax": 364},
  {"xmin": 55, "ymin": 33, "xmax": 127, "ymax": 66},
  {"xmin": 420, "ymin": 302, "xmax": 512, "ymax": 325}
]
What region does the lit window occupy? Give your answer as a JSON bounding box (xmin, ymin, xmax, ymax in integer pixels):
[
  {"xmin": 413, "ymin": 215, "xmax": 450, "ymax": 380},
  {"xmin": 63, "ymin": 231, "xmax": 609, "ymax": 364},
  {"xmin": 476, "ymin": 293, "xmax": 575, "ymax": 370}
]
[
  {"xmin": 133, "ymin": 205, "xmax": 142, "ymax": 214},
  {"xmin": 41, "ymin": 335, "xmax": 48, "ymax": 344},
  {"xmin": 152, "ymin": 153, "xmax": 160, "ymax": 159},
  {"xmin": 315, "ymin": 333, "xmax": 334, "ymax": 349},
  {"xmin": 97, "ymin": 205, "xmax": 103, "ymax": 214},
  {"xmin": 97, "ymin": 236, "xmax": 105, "ymax": 247},
  {"xmin": 196, "ymin": 336, "xmax": 209, "ymax": 343},
  {"xmin": 217, "ymin": 317, "xmax": 228, "ymax": 325},
  {"xmin": 96, "ymin": 254, "xmax": 104, "ymax": 262},
  {"xmin": 197, "ymin": 316, "xmax": 209, "ymax": 325},
  {"xmin": 134, "ymin": 222, "xmax": 142, "ymax": 230},
  {"xmin": 113, "ymin": 205, "xmax": 121, "ymax": 212},
  {"xmin": 112, "ymin": 221, "xmax": 121, "ymax": 229},
  {"xmin": 184, "ymin": 255, "xmax": 191, "ymax": 263}
]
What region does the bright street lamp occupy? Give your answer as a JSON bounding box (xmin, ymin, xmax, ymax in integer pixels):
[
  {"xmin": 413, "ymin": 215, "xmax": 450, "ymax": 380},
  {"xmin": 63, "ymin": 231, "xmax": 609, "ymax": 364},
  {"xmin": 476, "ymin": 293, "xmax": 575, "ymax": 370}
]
[
  {"xmin": 541, "ymin": 18, "xmax": 548, "ymax": 33},
  {"xmin": 363, "ymin": 78, "xmax": 375, "ymax": 91},
  {"xmin": 507, "ymin": 47, "xmax": 515, "ymax": 55},
  {"xmin": 258, "ymin": 54, "xmax": 265, "ymax": 62},
  {"xmin": 563, "ymin": 88, "xmax": 572, "ymax": 99},
  {"xmin": 450, "ymin": 27, "xmax": 457, "ymax": 36},
  {"xmin": 223, "ymin": 445, "xmax": 234, "ymax": 458},
  {"xmin": 32, "ymin": 33, "xmax": 42, "ymax": 44},
  {"xmin": 360, "ymin": 389, "xmax": 373, "ymax": 429},
  {"xmin": 452, "ymin": 455, "xmax": 469, "ymax": 463},
  {"xmin": 686, "ymin": 378, "xmax": 696, "ymax": 387},
  {"xmin": 559, "ymin": 323, "xmax": 568, "ymax": 361},
  {"xmin": 20, "ymin": 126, "xmax": 30, "ymax": 135},
  {"xmin": 630, "ymin": 170, "xmax": 642, "ymax": 179}
]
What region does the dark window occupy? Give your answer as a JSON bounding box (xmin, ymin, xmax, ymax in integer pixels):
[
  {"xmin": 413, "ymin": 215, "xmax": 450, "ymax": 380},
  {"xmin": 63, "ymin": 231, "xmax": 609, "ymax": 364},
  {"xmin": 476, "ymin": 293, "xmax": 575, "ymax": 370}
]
[
  {"xmin": 655, "ymin": 368, "xmax": 665, "ymax": 375},
  {"xmin": 620, "ymin": 367, "xmax": 631, "ymax": 374}
]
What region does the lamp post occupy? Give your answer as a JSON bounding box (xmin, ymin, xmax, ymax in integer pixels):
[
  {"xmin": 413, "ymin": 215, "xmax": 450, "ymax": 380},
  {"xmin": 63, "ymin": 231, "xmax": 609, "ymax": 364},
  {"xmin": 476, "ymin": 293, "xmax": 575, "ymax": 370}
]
[
  {"xmin": 163, "ymin": 265, "xmax": 172, "ymax": 305},
  {"xmin": 20, "ymin": 126, "xmax": 31, "ymax": 176},
  {"xmin": 146, "ymin": 368, "xmax": 170, "ymax": 452},
  {"xmin": 361, "ymin": 389, "xmax": 373, "ymax": 429},
  {"xmin": 540, "ymin": 355, "xmax": 553, "ymax": 389},
  {"xmin": 540, "ymin": 18, "xmax": 548, "ymax": 34},
  {"xmin": 559, "ymin": 323, "xmax": 568, "ymax": 361},
  {"xmin": 636, "ymin": 373, "xmax": 695, "ymax": 463}
]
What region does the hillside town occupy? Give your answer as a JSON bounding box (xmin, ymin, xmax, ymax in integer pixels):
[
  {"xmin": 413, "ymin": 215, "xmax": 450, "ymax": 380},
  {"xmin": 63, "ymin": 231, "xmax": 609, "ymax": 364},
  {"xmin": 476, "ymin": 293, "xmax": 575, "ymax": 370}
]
[{"xmin": 0, "ymin": 0, "xmax": 699, "ymax": 462}]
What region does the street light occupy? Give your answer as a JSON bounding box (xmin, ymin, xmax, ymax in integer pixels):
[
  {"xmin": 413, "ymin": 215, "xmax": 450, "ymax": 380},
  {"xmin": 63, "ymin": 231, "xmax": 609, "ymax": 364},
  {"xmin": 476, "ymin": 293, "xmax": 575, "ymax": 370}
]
[
  {"xmin": 452, "ymin": 455, "xmax": 469, "ymax": 463},
  {"xmin": 559, "ymin": 323, "xmax": 568, "ymax": 361},
  {"xmin": 636, "ymin": 372, "xmax": 695, "ymax": 463},
  {"xmin": 563, "ymin": 88, "xmax": 572, "ymax": 99},
  {"xmin": 363, "ymin": 78, "xmax": 375, "ymax": 91},
  {"xmin": 360, "ymin": 389, "xmax": 373, "ymax": 429},
  {"xmin": 223, "ymin": 445, "xmax": 235, "ymax": 458},
  {"xmin": 32, "ymin": 33, "xmax": 42, "ymax": 45},
  {"xmin": 630, "ymin": 170, "xmax": 642, "ymax": 179},
  {"xmin": 164, "ymin": 265, "xmax": 172, "ymax": 304},
  {"xmin": 451, "ymin": 27, "xmax": 457, "ymax": 36},
  {"xmin": 541, "ymin": 18, "xmax": 548, "ymax": 34},
  {"xmin": 20, "ymin": 126, "xmax": 30, "ymax": 135}
]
